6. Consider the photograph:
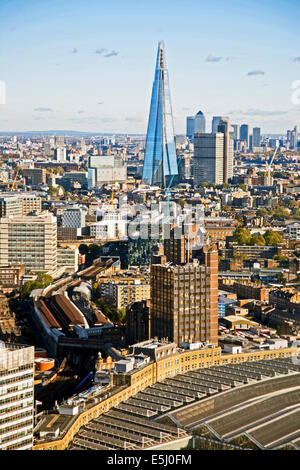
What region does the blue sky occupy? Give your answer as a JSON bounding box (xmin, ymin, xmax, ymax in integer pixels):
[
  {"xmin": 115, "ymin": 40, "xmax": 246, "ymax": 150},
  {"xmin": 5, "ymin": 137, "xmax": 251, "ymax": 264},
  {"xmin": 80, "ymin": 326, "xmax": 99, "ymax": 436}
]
[{"xmin": 1, "ymin": 0, "xmax": 300, "ymax": 134}]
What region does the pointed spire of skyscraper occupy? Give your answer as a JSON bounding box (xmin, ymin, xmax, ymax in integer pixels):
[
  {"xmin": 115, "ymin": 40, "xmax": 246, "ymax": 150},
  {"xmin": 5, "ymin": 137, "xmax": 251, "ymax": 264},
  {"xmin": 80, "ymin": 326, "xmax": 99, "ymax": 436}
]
[{"xmin": 142, "ymin": 41, "xmax": 178, "ymax": 188}]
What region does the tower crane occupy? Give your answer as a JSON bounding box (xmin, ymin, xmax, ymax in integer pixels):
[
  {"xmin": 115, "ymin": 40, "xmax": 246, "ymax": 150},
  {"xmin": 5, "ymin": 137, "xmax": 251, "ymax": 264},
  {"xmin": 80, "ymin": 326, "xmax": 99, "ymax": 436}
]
[
  {"xmin": 265, "ymin": 144, "xmax": 279, "ymax": 186},
  {"xmin": 10, "ymin": 167, "xmax": 19, "ymax": 191}
]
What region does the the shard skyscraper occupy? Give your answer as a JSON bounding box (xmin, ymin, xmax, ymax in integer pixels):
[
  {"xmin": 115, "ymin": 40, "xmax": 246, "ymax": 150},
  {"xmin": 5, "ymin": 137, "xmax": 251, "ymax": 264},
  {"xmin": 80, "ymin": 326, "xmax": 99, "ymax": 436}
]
[{"xmin": 142, "ymin": 41, "xmax": 178, "ymax": 187}]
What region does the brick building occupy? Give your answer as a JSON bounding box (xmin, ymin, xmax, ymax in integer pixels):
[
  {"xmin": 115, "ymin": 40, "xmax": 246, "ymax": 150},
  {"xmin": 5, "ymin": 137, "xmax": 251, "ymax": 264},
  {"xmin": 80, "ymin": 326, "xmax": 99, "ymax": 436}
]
[
  {"xmin": 126, "ymin": 300, "xmax": 151, "ymax": 346},
  {"xmin": 0, "ymin": 264, "xmax": 25, "ymax": 292},
  {"xmin": 151, "ymin": 228, "xmax": 218, "ymax": 347}
]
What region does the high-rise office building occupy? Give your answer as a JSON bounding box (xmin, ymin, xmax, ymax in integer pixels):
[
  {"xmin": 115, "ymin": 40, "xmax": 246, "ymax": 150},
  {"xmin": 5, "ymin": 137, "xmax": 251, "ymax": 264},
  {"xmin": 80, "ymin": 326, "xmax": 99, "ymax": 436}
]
[
  {"xmin": 232, "ymin": 124, "xmax": 240, "ymax": 140},
  {"xmin": 218, "ymin": 118, "xmax": 234, "ymax": 183},
  {"xmin": 240, "ymin": 124, "xmax": 249, "ymax": 148},
  {"xmin": 186, "ymin": 116, "xmax": 195, "ymax": 139},
  {"xmin": 212, "ymin": 116, "xmax": 222, "ymax": 134},
  {"xmin": 88, "ymin": 155, "xmax": 127, "ymax": 189},
  {"xmin": 55, "ymin": 147, "xmax": 67, "ymax": 162},
  {"xmin": 150, "ymin": 231, "xmax": 218, "ymax": 346},
  {"xmin": 126, "ymin": 300, "xmax": 151, "ymax": 346},
  {"xmin": 0, "ymin": 193, "xmax": 41, "ymax": 217},
  {"xmin": 55, "ymin": 136, "xmax": 65, "ymax": 147},
  {"xmin": 293, "ymin": 126, "xmax": 298, "ymax": 149},
  {"xmin": 142, "ymin": 41, "xmax": 178, "ymax": 187},
  {"xmin": 186, "ymin": 111, "xmax": 206, "ymax": 139},
  {"xmin": 252, "ymin": 127, "xmax": 261, "ymax": 148},
  {"xmin": 0, "ymin": 213, "xmax": 57, "ymax": 273},
  {"xmin": 193, "ymin": 133, "xmax": 225, "ymax": 185},
  {"xmin": 61, "ymin": 207, "xmax": 86, "ymax": 230},
  {"xmin": 0, "ymin": 342, "xmax": 34, "ymax": 450},
  {"xmin": 194, "ymin": 110, "xmax": 206, "ymax": 134},
  {"xmin": 287, "ymin": 126, "xmax": 298, "ymax": 149},
  {"xmin": 22, "ymin": 168, "xmax": 46, "ymax": 187}
]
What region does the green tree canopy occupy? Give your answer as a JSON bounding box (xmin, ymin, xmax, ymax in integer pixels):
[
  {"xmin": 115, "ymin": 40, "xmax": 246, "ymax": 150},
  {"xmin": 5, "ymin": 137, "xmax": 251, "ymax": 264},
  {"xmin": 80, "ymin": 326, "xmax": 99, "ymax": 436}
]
[
  {"xmin": 177, "ymin": 198, "xmax": 187, "ymax": 208},
  {"xmin": 257, "ymin": 208, "xmax": 268, "ymax": 217},
  {"xmin": 79, "ymin": 244, "xmax": 89, "ymax": 255},
  {"xmin": 264, "ymin": 230, "xmax": 283, "ymax": 246},
  {"xmin": 21, "ymin": 273, "xmax": 53, "ymax": 298},
  {"xmin": 48, "ymin": 186, "xmax": 58, "ymax": 196},
  {"xmin": 271, "ymin": 207, "xmax": 290, "ymax": 220},
  {"xmin": 89, "ymin": 244, "xmax": 101, "ymax": 258},
  {"xmin": 250, "ymin": 234, "xmax": 266, "ymax": 246},
  {"xmin": 233, "ymin": 227, "xmax": 252, "ymax": 245}
]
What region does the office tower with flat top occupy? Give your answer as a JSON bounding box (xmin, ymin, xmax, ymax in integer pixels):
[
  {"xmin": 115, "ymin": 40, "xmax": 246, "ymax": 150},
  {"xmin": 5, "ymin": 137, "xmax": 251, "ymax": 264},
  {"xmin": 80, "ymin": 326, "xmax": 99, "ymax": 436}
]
[
  {"xmin": 193, "ymin": 132, "xmax": 225, "ymax": 185},
  {"xmin": 218, "ymin": 117, "xmax": 234, "ymax": 183},
  {"xmin": 194, "ymin": 110, "xmax": 206, "ymax": 134},
  {"xmin": 142, "ymin": 41, "xmax": 178, "ymax": 187},
  {"xmin": 186, "ymin": 116, "xmax": 195, "ymax": 139},
  {"xmin": 0, "ymin": 342, "xmax": 34, "ymax": 450},
  {"xmin": 0, "ymin": 213, "xmax": 57, "ymax": 273},
  {"xmin": 151, "ymin": 229, "xmax": 218, "ymax": 346},
  {"xmin": 240, "ymin": 124, "xmax": 249, "ymax": 148}
]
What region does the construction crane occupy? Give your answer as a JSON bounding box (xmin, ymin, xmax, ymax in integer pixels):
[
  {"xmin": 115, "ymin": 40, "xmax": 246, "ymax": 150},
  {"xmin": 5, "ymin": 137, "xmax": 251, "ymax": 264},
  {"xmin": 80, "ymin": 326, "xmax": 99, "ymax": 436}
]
[
  {"xmin": 265, "ymin": 144, "xmax": 279, "ymax": 186},
  {"xmin": 10, "ymin": 167, "xmax": 20, "ymax": 191}
]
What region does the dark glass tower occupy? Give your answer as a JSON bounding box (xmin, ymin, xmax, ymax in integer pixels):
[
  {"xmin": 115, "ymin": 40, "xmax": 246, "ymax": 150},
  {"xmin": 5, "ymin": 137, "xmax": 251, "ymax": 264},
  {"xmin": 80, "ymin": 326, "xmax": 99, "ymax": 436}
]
[{"xmin": 142, "ymin": 41, "xmax": 178, "ymax": 187}]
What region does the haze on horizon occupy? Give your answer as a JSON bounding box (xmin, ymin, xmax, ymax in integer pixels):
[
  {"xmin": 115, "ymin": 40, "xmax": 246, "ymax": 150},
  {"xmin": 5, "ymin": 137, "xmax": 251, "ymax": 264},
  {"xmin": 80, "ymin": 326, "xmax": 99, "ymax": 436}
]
[{"xmin": 1, "ymin": 0, "xmax": 300, "ymax": 135}]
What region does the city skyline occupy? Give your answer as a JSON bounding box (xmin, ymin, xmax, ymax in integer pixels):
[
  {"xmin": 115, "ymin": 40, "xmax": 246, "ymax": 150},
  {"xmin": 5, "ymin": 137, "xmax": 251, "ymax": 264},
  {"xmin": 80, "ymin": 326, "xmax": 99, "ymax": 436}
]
[{"xmin": 0, "ymin": 0, "xmax": 300, "ymax": 134}]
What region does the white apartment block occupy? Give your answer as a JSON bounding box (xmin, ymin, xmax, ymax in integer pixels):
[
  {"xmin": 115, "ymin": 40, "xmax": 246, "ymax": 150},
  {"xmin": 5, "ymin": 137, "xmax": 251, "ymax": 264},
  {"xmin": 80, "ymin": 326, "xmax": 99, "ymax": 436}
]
[
  {"xmin": 0, "ymin": 342, "xmax": 34, "ymax": 450},
  {"xmin": 90, "ymin": 210, "xmax": 127, "ymax": 240},
  {"xmin": 88, "ymin": 155, "xmax": 127, "ymax": 189},
  {"xmin": 57, "ymin": 246, "xmax": 79, "ymax": 274},
  {"xmin": 287, "ymin": 223, "xmax": 300, "ymax": 240},
  {"xmin": 0, "ymin": 213, "xmax": 57, "ymax": 273},
  {"xmin": 55, "ymin": 147, "xmax": 67, "ymax": 162}
]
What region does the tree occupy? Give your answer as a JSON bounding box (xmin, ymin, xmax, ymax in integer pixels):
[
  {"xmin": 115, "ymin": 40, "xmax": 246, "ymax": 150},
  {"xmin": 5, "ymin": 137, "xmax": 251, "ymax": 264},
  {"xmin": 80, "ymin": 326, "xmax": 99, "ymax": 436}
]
[
  {"xmin": 273, "ymin": 254, "xmax": 289, "ymax": 261},
  {"xmin": 111, "ymin": 308, "xmax": 126, "ymax": 324},
  {"xmin": 271, "ymin": 207, "xmax": 290, "ymax": 220},
  {"xmin": 177, "ymin": 199, "xmax": 187, "ymax": 209},
  {"xmin": 89, "ymin": 244, "xmax": 101, "ymax": 258},
  {"xmin": 21, "ymin": 273, "xmax": 53, "ymax": 298},
  {"xmin": 79, "ymin": 244, "xmax": 89, "ymax": 255},
  {"xmin": 56, "ymin": 166, "xmax": 65, "ymax": 175},
  {"xmin": 235, "ymin": 214, "xmax": 244, "ymax": 227},
  {"xmin": 257, "ymin": 208, "xmax": 268, "ymax": 217},
  {"xmin": 276, "ymin": 272, "xmax": 286, "ymax": 285},
  {"xmin": 233, "ymin": 227, "xmax": 252, "ymax": 245},
  {"xmin": 264, "ymin": 230, "xmax": 283, "ymax": 246},
  {"xmin": 48, "ymin": 186, "xmax": 58, "ymax": 196},
  {"xmin": 250, "ymin": 234, "xmax": 266, "ymax": 246}
]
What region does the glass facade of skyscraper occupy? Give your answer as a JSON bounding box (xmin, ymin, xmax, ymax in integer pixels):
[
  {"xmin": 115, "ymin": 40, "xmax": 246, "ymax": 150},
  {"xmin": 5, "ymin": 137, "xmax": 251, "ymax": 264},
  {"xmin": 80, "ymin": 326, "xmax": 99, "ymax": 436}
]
[{"xmin": 142, "ymin": 41, "xmax": 178, "ymax": 187}]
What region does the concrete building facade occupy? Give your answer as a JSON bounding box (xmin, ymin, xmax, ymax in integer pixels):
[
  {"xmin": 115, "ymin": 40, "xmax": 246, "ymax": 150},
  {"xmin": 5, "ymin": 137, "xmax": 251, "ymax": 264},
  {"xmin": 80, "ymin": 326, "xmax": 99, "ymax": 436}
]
[
  {"xmin": 193, "ymin": 133, "xmax": 224, "ymax": 185},
  {"xmin": 0, "ymin": 213, "xmax": 57, "ymax": 273},
  {"xmin": 0, "ymin": 342, "xmax": 34, "ymax": 450},
  {"xmin": 151, "ymin": 240, "xmax": 219, "ymax": 347}
]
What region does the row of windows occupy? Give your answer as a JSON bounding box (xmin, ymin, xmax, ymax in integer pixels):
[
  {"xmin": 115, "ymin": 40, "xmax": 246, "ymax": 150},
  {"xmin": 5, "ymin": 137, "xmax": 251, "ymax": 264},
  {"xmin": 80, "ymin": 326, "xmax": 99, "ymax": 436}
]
[
  {"xmin": 0, "ymin": 413, "xmax": 32, "ymax": 431},
  {"xmin": 0, "ymin": 427, "xmax": 32, "ymax": 445},
  {"xmin": 0, "ymin": 401, "xmax": 32, "ymax": 417},
  {"xmin": 0, "ymin": 373, "xmax": 33, "ymax": 388},
  {"xmin": 0, "ymin": 391, "xmax": 33, "ymax": 407},
  {"xmin": 2, "ymin": 437, "xmax": 32, "ymax": 450},
  {"xmin": 0, "ymin": 381, "xmax": 32, "ymax": 397},
  {"xmin": 0, "ymin": 365, "xmax": 33, "ymax": 378}
]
